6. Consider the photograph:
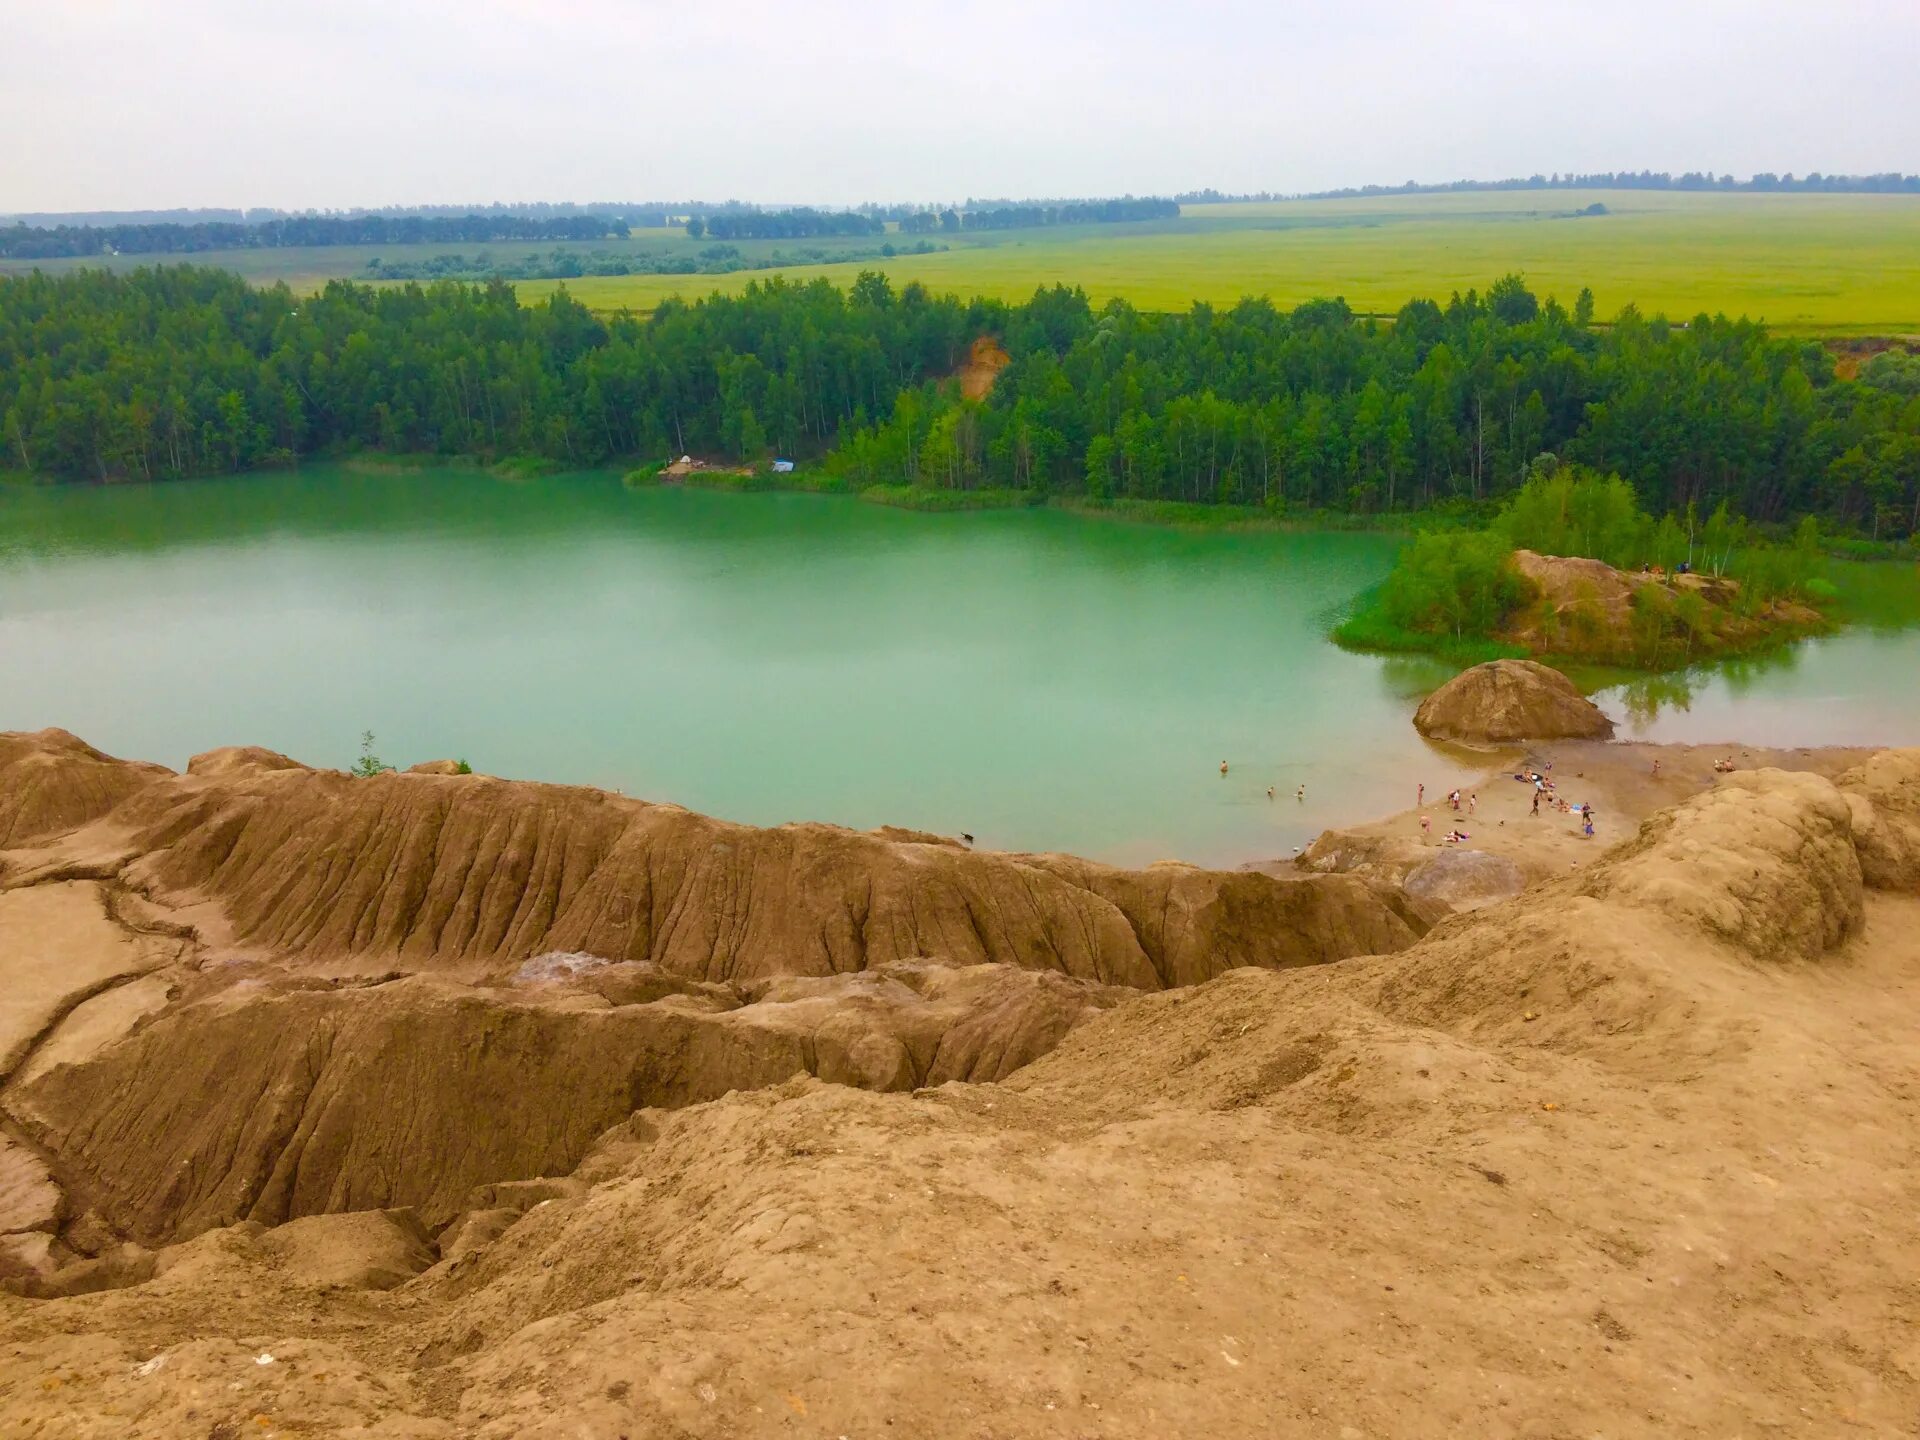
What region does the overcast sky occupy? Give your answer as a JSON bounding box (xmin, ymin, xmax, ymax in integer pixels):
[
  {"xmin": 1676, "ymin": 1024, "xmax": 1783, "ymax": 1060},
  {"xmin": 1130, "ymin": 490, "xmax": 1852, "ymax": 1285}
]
[{"xmin": 3, "ymin": 0, "xmax": 1917, "ymax": 212}]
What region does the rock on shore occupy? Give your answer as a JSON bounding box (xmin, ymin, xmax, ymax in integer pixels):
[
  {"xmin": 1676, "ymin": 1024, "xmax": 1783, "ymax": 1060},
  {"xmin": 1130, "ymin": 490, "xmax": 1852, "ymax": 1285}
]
[{"xmin": 1413, "ymin": 658, "xmax": 1615, "ymax": 743}]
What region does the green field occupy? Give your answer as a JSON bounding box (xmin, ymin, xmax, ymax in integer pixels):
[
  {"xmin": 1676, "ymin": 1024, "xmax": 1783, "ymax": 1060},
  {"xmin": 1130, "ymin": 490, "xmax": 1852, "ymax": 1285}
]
[
  {"xmin": 9, "ymin": 190, "xmax": 1920, "ymax": 334},
  {"xmin": 519, "ymin": 191, "xmax": 1920, "ymax": 335}
]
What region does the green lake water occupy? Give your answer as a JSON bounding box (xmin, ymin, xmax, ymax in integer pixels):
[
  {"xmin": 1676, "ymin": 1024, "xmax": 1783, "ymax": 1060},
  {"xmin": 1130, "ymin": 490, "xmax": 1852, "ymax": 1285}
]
[{"xmin": 2, "ymin": 466, "xmax": 1916, "ymax": 866}]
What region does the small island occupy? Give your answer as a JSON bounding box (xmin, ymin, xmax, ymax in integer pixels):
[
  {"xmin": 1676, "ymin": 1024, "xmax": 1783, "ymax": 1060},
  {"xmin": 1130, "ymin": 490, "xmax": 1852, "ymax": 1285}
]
[{"xmin": 1336, "ymin": 460, "xmax": 1837, "ymax": 670}]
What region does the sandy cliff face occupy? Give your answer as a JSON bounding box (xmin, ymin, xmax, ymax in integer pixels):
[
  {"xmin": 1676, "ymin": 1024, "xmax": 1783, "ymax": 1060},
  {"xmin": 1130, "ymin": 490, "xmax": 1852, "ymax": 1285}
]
[
  {"xmin": 0, "ymin": 729, "xmax": 1419, "ymax": 1257},
  {"xmin": 1, "ymin": 731, "xmax": 1917, "ymax": 1437},
  {"xmin": 86, "ymin": 746, "xmax": 1416, "ymax": 987}
]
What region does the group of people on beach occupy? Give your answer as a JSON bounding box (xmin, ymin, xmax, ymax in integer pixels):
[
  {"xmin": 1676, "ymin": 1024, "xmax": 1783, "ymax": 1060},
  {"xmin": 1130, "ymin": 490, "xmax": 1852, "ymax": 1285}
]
[
  {"xmin": 1414, "ymin": 758, "xmax": 1597, "ymax": 844},
  {"xmin": 1520, "ymin": 763, "xmax": 1595, "ymax": 832}
]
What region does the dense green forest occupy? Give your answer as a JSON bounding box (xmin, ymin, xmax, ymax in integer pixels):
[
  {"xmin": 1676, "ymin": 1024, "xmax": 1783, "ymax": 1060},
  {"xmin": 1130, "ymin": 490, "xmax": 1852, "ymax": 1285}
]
[
  {"xmin": 3, "ymin": 265, "xmax": 1917, "ymax": 538},
  {"xmin": 0, "ymin": 213, "xmax": 642, "ymax": 261},
  {"xmin": 834, "ymin": 277, "xmax": 1920, "ymax": 537},
  {"xmin": 0, "ymin": 267, "xmax": 987, "ymax": 478}
]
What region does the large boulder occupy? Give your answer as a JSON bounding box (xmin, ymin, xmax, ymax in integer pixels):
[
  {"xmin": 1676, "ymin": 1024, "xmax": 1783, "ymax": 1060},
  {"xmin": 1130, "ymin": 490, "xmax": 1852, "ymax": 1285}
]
[{"xmin": 1413, "ymin": 659, "xmax": 1614, "ymax": 744}]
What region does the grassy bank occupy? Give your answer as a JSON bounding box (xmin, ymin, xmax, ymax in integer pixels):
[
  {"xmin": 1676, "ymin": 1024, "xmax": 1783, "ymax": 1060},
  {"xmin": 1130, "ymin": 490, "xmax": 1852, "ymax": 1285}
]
[{"xmin": 1330, "ymin": 594, "xmax": 1530, "ymax": 666}]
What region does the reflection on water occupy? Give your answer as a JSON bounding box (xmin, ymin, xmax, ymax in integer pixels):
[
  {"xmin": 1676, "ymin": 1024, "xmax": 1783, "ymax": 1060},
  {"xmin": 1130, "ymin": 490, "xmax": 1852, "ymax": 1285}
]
[
  {"xmin": 1598, "ymin": 624, "xmax": 1920, "ymax": 748},
  {"xmin": 1614, "ymin": 644, "xmax": 1815, "ymax": 726},
  {"xmin": 1618, "ymin": 673, "xmax": 1696, "ymax": 728}
]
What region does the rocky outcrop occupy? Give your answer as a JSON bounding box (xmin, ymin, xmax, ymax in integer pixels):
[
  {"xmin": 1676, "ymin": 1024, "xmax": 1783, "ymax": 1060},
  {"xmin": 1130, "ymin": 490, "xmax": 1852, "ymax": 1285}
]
[{"xmin": 1413, "ymin": 659, "xmax": 1614, "ymax": 744}]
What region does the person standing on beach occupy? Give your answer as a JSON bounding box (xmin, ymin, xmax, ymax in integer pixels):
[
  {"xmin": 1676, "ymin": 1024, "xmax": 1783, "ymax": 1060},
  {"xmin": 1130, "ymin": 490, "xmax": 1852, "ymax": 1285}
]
[{"xmin": 1531, "ymin": 789, "xmax": 1541, "ymax": 817}]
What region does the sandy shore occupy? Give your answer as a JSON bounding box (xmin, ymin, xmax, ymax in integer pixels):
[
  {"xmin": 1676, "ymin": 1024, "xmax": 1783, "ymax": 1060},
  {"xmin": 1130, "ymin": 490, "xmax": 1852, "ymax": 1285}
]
[{"xmin": 1294, "ymin": 737, "xmax": 1884, "ymax": 886}]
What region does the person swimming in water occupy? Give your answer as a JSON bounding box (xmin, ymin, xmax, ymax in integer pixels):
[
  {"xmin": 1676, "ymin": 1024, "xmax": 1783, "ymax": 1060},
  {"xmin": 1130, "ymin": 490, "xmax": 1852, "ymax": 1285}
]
[
  {"xmin": 1267, "ymin": 786, "xmax": 1275, "ymax": 800},
  {"xmin": 1296, "ymin": 785, "xmax": 1305, "ymax": 801},
  {"xmin": 1220, "ymin": 760, "xmax": 1229, "ymax": 775}
]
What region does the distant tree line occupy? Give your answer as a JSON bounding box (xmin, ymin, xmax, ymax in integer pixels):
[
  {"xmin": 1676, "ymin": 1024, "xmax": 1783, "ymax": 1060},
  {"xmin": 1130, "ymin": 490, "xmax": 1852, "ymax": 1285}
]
[
  {"xmin": 687, "ymin": 209, "xmax": 886, "ymax": 241},
  {"xmin": 2, "ymin": 203, "xmax": 681, "ymax": 228},
  {"xmin": 363, "ymin": 240, "xmax": 943, "ymax": 282},
  {"xmin": 690, "ymin": 199, "xmax": 1179, "ymax": 240},
  {"xmin": 899, "ymin": 198, "xmax": 1180, "ymax": 233},
  {"xmin": 958, "ymin": 198, "xmax": 1180, "ymax": 230},
  {"xmin": 0, "ymin": 213, "xmax": 645, "ymax": 261},
  {"xmin": 1188, "ymin": 171, "xmax": 1920, "ymax": 203},
  {"xmin": 3, "ymin": 265, "xmax": 1916, "ymax": 538},
  {"xmin": 0, "ymin": 213, "xmax": 643, "ymax": 260}
]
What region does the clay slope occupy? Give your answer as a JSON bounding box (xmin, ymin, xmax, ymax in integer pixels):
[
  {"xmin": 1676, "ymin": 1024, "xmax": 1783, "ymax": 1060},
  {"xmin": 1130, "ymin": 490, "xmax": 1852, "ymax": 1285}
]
[
  {"xmin": 12, "ymin": 962, "xmax": 1119, "ymax": 1245},
  {"xmin": 0, "ymin": 728, "xmax": 169, "ymax": 850},
  {"xmin": 0, "ymin": 728, "xmax": 1417, "ymax": 1262},
  {"xmin": 60, "ymin": 740, "xmax": 1420, "ymax": 986},
  {"xmin": 4, "ymin": 743, "xmax": 1919, "ymax": 1436}
]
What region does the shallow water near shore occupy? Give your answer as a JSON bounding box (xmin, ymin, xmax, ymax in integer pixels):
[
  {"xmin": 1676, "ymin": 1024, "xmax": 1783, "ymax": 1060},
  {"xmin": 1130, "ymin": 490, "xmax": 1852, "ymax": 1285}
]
[{"xmin": 2, "ymin": 466, "xmax": 1915, "ymax": 865}]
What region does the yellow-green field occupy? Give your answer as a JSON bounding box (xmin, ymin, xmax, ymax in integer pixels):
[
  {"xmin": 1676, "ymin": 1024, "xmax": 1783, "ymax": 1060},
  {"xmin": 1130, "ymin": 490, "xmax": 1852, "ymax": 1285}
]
[
  {"xmin": 514, "ymin": 191, "xmax": 1920, "ymax": 335},
  {"xmin": 10, "ymin": 191, "xmax": 1917, "ymax": 334}
]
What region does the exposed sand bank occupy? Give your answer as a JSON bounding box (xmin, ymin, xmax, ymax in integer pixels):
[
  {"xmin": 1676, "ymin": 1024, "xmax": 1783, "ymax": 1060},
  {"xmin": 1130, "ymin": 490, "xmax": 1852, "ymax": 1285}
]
[{"xmin": 0, "ymin": 725, "xmax": 1916, "ymax": 1437}]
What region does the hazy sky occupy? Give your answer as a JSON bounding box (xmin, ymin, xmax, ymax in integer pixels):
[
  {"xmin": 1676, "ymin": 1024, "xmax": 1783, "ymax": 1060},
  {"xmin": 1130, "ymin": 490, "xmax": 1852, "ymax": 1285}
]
[{"xmin": 3, "ymin": 0, "xmax": 1917, "ymax": 212}]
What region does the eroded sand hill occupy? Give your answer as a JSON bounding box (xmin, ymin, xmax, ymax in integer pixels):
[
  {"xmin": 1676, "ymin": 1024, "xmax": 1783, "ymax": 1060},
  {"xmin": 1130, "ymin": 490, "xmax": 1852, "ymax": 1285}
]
[{"xmin": 0, "ymin": 728, "xmax": 1917, "ymax": 1436}]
